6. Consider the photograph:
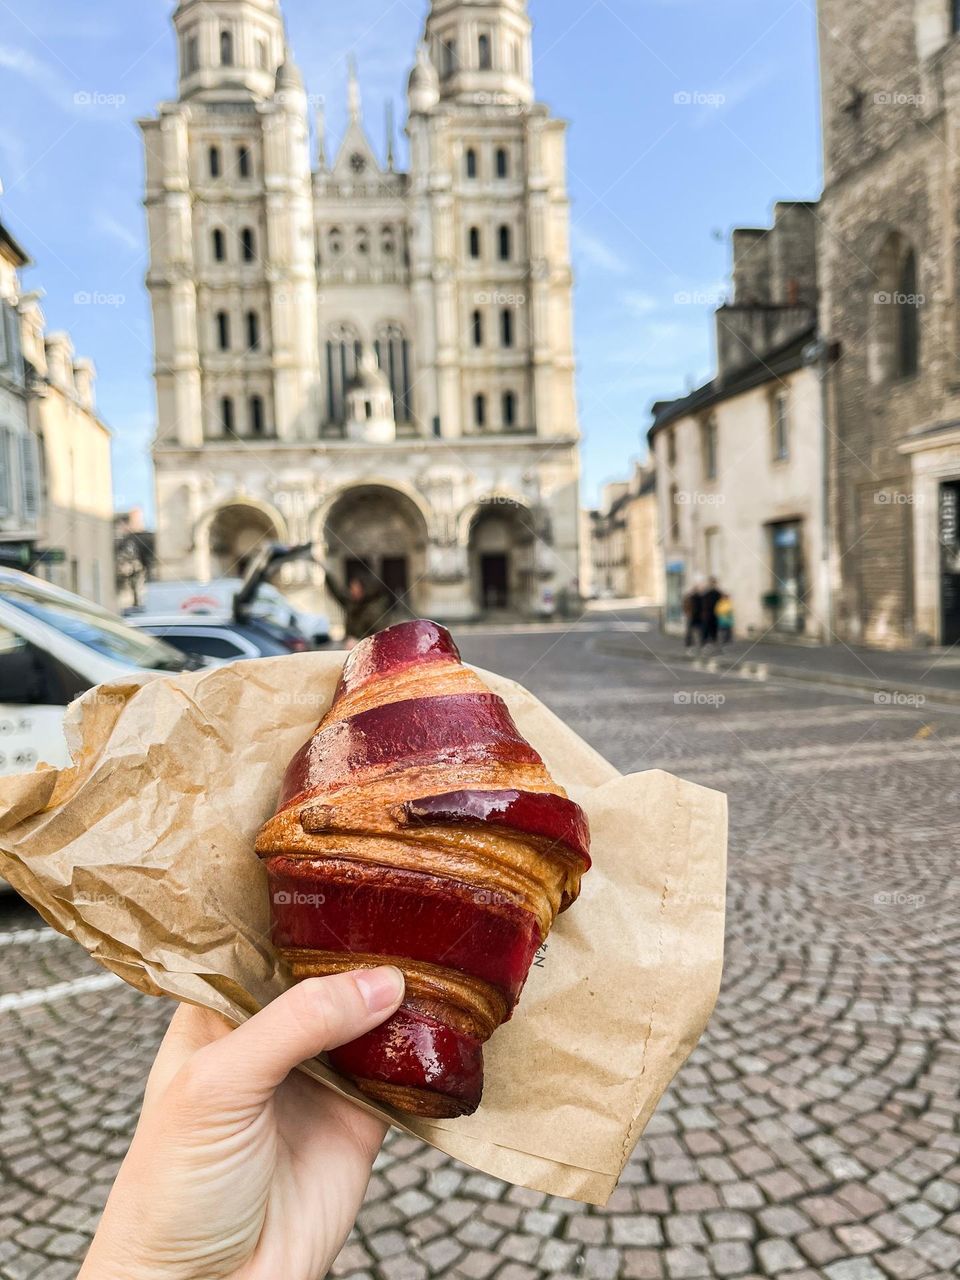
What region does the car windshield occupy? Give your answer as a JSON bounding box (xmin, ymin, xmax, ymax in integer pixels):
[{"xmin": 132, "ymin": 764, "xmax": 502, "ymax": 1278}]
[{"xmin": 1, "ymin": 584, "xmax": 191, "ymax": 671}]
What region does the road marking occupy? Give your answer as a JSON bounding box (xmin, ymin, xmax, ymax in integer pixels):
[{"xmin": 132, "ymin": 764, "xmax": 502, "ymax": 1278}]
[
  {"xmin": 0, "ymin": 928, "xmax": 63, "ymax": 947},
  {"xmin": 0, "ymin": 972, "xmax": 121, "ymax": 1014}
]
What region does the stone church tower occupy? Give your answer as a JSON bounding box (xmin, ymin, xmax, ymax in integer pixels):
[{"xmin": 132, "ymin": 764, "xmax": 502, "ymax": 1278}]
[{"xmin": 141, "ymin": 0, "xmax": 580, "ymax": 620}]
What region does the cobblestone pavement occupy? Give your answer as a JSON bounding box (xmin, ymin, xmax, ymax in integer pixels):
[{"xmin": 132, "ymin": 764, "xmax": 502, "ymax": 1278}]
[{"xmin": 1, "ymin": 627, "xmax": 958, "ymax": 1280}]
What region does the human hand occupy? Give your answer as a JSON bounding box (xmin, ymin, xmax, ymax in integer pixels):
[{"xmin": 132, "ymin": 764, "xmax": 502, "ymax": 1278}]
[{"xmin": 78, "ymin": 966, "xmax": 405, "ymax": 1280}]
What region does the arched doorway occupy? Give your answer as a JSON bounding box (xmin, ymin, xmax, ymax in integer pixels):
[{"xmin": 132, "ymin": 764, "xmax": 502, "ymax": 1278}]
[
  {"xmin": 322, "ymin": 485, "xmax": 429, "ymax": 613},
  {"xmin": 468, "ymin": 502, "xmax": 536, "ymax": 614},
  {"xmin": 207, "ymin": 503, "xmax": 284, "ymax": 578}
]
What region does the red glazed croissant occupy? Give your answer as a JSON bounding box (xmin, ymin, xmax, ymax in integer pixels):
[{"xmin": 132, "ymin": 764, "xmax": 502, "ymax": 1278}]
[{"xmin": 255, "ymin": 619, "xmax": 591, "ymax": 1118}]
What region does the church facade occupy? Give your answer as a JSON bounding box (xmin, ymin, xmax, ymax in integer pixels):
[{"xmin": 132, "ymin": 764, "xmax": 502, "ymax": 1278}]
[{"xmin": 141, "ymin": 0, "xmax": 581, "ymax": 619}]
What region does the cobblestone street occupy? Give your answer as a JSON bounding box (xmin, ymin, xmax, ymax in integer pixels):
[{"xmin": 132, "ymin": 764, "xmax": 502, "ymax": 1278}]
[{"xmin": 1, "ymin": 625, "xmax": 958, "ymax": 1280}]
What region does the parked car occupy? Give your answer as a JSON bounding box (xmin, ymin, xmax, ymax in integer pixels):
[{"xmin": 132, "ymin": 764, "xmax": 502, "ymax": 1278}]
[
  {"xmin": 0, "ymin": 569, "xmax": 196, "ymax": 778},
  {"xmin": 130, "ymin": 613, "xmax": 310, "ymax": 662},
  {"xmin": 133, "ymin": 578, "xmax": 330, "ymax": 646}
]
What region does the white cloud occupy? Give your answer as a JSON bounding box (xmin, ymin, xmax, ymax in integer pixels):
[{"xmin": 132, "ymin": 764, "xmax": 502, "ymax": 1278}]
[{"xmin": 571, "ymin": 224, "xmax": 629, "ymax": 275}]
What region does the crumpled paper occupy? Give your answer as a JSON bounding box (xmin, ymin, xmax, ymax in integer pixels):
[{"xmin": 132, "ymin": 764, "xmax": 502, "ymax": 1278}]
[{"xmin": 0, "ymin": 651, "xmax": 726, "ymax": 1205}]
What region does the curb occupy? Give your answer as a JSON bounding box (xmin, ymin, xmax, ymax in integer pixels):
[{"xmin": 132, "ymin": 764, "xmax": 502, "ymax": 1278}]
[{"xmin": 594, "ymin": 634, "xmax": 960, "ymax": 707}]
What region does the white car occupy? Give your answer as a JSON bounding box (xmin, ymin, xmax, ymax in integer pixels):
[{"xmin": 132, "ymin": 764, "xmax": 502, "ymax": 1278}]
[
  {"xmin": 134, "ymin": 579, "xmax": 330, "ymax": 646},
  {"xmin": 0, "ymin": 569, "xmax": 194, "ymax": 777}
]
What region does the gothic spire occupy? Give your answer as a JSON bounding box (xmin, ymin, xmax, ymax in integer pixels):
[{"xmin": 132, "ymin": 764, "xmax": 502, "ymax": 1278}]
[{"xmin": 347, "ymin": 55, "xmax": 362, "ymax": 122}]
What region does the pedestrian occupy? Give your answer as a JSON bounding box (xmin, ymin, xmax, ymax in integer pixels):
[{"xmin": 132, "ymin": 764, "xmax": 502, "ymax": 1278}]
[
  {"xmin": 682, "ymin": 582, "xmax": 704, "ymax": 654},
  {"xmin": 699, "ymin": 577, "xmax": 722, "ymax": 653},
  {"xmin": 716, "ymin": 589, "xmax": 734, "ymax": 650},
  {"xmin": 324, "ymin": 568, "xmax": 393, "ymax": 648},
  {"xmin": 77, "ymin": 967, "xmax": 407, "ymax": 1280}
]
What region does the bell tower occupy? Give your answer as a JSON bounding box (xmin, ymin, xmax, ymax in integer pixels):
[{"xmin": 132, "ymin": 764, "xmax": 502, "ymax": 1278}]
[
  {"xmin": 173, "ymin": 0, "xmax": 285, "ymax": 101},
  {"xmin": 424, "ymin": 0, "xmax": 533, "ymax": 106}
]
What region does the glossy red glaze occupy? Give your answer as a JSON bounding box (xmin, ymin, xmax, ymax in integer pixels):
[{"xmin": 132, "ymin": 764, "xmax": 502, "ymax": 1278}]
[
  {"xmin": 328, "ymin": 1006, "xmax": 484, "ymax": 1114},
  {"xmin": 402, "ymin": 788, "xmax": 592, "ymax": 869},
  {"xmin": 266, "ymin": 856, "xmax": 543, "ymax": 1003},
  {"xmin": 334, "ymin": 619, "xmax": 461, "ymax": 701},
  {"xmin": 277, "ymin": 693, "xmax": 543, "ymax": 812}
]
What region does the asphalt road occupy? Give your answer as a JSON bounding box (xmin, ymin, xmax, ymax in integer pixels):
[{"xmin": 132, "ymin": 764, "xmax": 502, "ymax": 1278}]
[{"xmin": 1, "ymin": 626, "xmax": 958, "ymax": 1279}]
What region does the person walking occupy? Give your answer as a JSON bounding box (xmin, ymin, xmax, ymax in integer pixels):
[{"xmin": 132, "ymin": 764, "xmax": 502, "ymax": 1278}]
[
  {"xmin": 699, "ymin": 577, "xmax": 722, "ymax": 653},
  {"xmin": 323, "ymin": 568, "xmax": 393, "ymax": 648},
  {"xmin": 716, "ymin": 589, "xmax": 734, "ymax": 650},
  {"xmin": 682, "ymin": 582, "xmax": 704, "ymax": 654}
]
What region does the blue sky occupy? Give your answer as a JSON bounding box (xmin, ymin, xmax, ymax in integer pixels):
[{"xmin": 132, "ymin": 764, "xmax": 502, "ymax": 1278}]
[{"xmin": 0, "ymin": 0, "xmax": 821, "ymax": 518}]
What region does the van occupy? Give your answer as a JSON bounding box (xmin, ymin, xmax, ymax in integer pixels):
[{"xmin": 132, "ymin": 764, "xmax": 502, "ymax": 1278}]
[
  {"xmin": 135, "ymin": 579, "xmax": 330, "ymax": 646},
  {"xmin": 0, "ymin": 568, "xmax": 195, "ymax": 777}
]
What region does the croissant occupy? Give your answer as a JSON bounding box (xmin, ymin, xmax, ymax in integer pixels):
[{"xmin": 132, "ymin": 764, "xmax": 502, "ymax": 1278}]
[{"xmin": 255, "ymin": 619, "xmax": 591, "ymax": 1118}]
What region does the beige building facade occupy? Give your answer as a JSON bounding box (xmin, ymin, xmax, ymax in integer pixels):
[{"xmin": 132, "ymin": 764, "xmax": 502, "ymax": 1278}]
[
  {"xmin": 20, "ymin": 307, "xmax": 114, "ymax": 606},
  {"xmin": 142, "ymin": 0, "xmax": 581, "ymax": 619},
  {"xmin": 586, "ymin": 464, "xmax": 661, "ymax": 602},
  {"xmin": 650, "ymin": 205, "xmax": 828, "ymax": 640}
]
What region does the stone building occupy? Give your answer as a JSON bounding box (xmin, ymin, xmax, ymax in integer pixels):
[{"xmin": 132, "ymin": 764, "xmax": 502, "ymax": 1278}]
[
  {"xmin": 818, "ymin": 0, "xmax": 960, "ymax": 646},
  {"xmin": 20, "ymin": 306, "xmax": 115, "ymax": 606},
  {"xmin": 0, "ymin": 220, "xmax": 40, "ymax": 568},
  {"xmin": 141, "ymin": 0, "xmax": 580, "ymax": 620},
  {"xmin": 649, "ymin": 204, "xmax": 828, "ymax": 638},
  {"xmin": 586, "ymin": 463, "xmax": 661, "ymax": 601},
  {"xmin": 0, "ymin": 217, "xmax": 113, "ymax": 601}
]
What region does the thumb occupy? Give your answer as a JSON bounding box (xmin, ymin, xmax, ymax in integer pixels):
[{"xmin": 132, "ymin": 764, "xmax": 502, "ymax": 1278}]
[{"xmin": 180, "ymin": 967, "xmax": 405, "ymax": 1110}]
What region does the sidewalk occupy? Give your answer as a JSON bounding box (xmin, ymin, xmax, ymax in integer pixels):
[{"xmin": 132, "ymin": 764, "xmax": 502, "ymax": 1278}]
[{"xmin": 596, "ymin": 619, "xmax": 960, "ymax": 704}]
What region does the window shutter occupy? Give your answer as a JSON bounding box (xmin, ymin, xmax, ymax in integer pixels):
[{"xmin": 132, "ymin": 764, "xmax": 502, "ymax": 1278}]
[
  {"xmin": 19, "ymin": 431, "xmax": 40, "ymax": 523},
  {"xmin": 0, "ymin": 427, "xmax": 12, "ymax": 517}
]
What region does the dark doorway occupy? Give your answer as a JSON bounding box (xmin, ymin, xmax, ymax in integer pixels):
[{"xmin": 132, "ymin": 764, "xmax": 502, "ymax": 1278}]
[
  {"xmin": 381, "ymin": 556, "xmax": 409, "ymax": 602},
  {"xmin": 481, "ymin": 554, "xmax": 509, "ymax": 609},
  {"xmin": 940, "ymin": 481, "xmax": 960, "ymax": 645}
]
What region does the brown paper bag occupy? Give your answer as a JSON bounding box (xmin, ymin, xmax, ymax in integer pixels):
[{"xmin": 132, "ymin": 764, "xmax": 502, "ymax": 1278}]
[{"xmin": 0, "ymin": 652, "xmax": 726, "ymax": 1205}]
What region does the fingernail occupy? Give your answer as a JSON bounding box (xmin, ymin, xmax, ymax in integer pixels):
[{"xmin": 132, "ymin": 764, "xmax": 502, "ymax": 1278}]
[{"xmin": 355, "ymin": 966, "xmax": 405, "ymax": 1013}]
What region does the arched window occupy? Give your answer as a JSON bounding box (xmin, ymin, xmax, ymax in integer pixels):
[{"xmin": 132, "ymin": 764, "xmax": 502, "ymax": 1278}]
[
  {"xmin": 216, "ymin": 311, "xmax": 231, "ymax": 351},
  {"xmin": 241, "ymin": 227, "xmax": 256, "ymax": 262},
  {"xmin": 184, "ymin": 34, "xmax": 199, "ymax": 75},
  {"xmin": 441, "ymin": 38, "xmax": 457, "ymax": 78},
  {"xmin": 474, "ymin": 392, "xmax": 487, "ymax": 428},
  {"xmin": 496, "ymin": 147, "xmax": 509, "ymax": 178},
  {"xmin": 249, "ymin": 395, "xmax": 266, "ymax": 436},
  {"xmin": 375, "ymin": 322, "xmax": 413, "ymax": 422},
  {"xmin": 212, "ymin": 228, "xmax": 226, "ymax": 261},
  {"xmin": 502, "ymin": 390, "xmax": 516, "ymax": 428},
  {"xmin": 897, "ymin": 249, "xmax": 920, "ymax": 379},
  {"xmin": 498, "ymin": 224, "xmax": 512, "ymax": 261},
  {"xmin": 500, "ymin": 309, "xmax": 514, "ymax": 348},
  {"xmin": 381, "ymin": 224, "xmax": 396, "ymax": 256},
  {"xmin": 472, "ymin": 309, "xmax": 484, "ymax": 347},
  {"xmin": 325, "ymin": 323, "xmax": 362, "ymax": 425},
  {"xmin": 209, "ymin": 146, "xmax": 221, "ymax": 178},
  {"xmin": 328, "ymin": 226, "xmax": 343, "ymax": 256},
  {"xmin": 246, "ymin": 311, "xmax": 260, "ymax": 351},
  {"xmin": 355, "ymin": 226, "xmax": 369, "ymax": 255},
  {"xmin": 870, "ymin": 232, "xmax": 921, "ymax": 385},
  {"xmin": 237, "ymin": 145, "xmax": 252, "ymax": 179},
  {"xmin": 220, "ymin": 29, "xmax": 234, "ymax": 67},
  {"xmin": 478, "ymin": 32, "xmax": 492, "ymax": 69},
  {"xmin": 220, "ymin": 396, "xmax": 235, "ymax": 435},
  {"xmin": 256, "ymin": 39, "xmax": 268, "ymax": 70},
  {"xmin": 511, "ymin": 40, "xmax": 521, "ymax": 72},
  {"xmin": 466, "ymin": 147, "xmax": 478, "ymax": 179},
  {"xmin": 469, "ymin": 226, "xmax": 481, "ymax": 259}
]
